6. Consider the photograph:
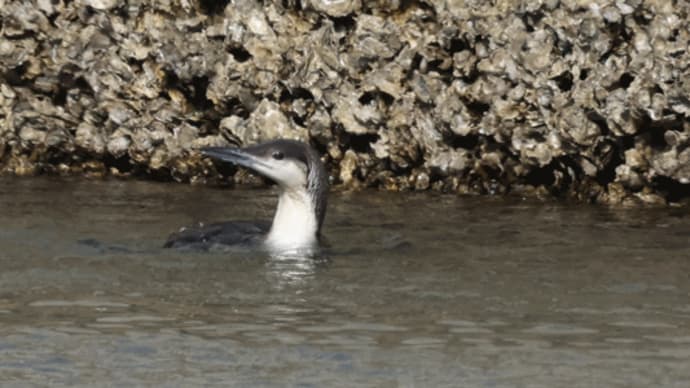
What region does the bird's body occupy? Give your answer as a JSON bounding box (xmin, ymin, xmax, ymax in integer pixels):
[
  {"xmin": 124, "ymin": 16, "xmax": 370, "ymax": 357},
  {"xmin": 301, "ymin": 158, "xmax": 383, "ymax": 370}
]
[
  {"xmin": 164, "ymin": 139, "xmax": 328, "ymax": 254},
  {"xmin": 163, "ymin": 220, "xmax": 269, "ymax": 251}
]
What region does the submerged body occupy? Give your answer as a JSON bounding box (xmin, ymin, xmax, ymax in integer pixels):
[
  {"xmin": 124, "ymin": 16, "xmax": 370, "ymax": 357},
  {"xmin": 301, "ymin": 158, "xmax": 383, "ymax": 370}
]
[
  {"xmin": 164, "ymin": 220, "xmax": 269, "ymax": 250},
  {"xmin": 164, "ymin": 139, "xmax": 328, "ymax": 253}
]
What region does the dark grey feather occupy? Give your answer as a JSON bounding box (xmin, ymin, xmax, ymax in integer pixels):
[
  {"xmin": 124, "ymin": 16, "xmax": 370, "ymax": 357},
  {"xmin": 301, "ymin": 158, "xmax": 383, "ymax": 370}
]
[{"xmin": 164, "ymin": 220, "xmax": 270, "ymax": 250}]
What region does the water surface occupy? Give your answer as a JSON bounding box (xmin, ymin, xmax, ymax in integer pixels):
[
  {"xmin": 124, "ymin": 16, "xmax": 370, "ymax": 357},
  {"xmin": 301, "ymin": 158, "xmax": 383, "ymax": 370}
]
[{"xmin": 0, "ymin": 177, "xmax": 689, "ymax": 387}]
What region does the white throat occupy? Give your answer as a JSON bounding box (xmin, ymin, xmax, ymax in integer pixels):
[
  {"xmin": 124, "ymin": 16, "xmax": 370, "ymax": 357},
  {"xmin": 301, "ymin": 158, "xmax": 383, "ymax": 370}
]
[{"xmin": 265, "ymin": 187, "xmax": 318, "ymax": 252}]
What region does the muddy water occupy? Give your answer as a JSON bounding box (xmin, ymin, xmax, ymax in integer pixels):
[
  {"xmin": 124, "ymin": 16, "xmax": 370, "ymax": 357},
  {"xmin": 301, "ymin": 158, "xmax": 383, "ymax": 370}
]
[{"xmin": 0, "ymin": 177, "xmax": 688, "ymax": 387}]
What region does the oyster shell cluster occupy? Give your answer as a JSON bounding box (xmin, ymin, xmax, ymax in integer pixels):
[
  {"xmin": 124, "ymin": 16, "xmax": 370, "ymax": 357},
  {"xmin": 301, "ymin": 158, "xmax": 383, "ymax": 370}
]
[{"xmin": 1, "ymin": 0, "xmax": 688, "ymax": 204}]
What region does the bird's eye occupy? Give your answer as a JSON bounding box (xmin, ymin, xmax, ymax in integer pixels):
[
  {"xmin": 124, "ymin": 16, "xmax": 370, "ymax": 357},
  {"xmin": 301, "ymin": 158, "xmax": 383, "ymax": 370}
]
[{"xmin": 272, "ymin": 151, "xmax": 284, "ymax": 160}]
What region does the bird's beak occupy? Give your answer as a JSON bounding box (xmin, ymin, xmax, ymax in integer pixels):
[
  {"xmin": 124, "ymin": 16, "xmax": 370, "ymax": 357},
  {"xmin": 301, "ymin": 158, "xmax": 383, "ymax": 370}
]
[{"xmin": 201, "ymin": 147, "xmax": 267, "ymax": 171}]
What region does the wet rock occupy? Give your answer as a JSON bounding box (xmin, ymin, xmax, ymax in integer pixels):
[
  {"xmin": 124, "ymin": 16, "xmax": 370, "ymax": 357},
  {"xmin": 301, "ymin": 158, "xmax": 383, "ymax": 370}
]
[
  {"xmin": 427, "ymin": 149, "xmax": 470, "ymax": 176},
  {"xmin": 338, "ymin": 149, "xmax": 360, "ymax": 187},
  {"xmin": 1, "ymin": 0, "xmax": 689, "ymax": 204},
  {"xmin": 225, "ymin": 99, "xmax": 308, "ymax": 145},
  {"xmin": 332, "ymin": 88, "xmax": 382, "ymax": 135},
  {"xmin": 414, "ymin": 172, "xmax": 430, "ymax": 191},
  {"xmin": 79, "ymin": 0, "xmax": 122, "ymax": 11},
  {"xmin": 306, "ymin": 0, "xmax": 361, "ymax": 17},
  {"xmin": 19, "ymin": 127, "xmax": 47, "ymax": 146},
  {"xmin": 75, "ymin": 123, "xmax": 106, "ymax": 155},
  {"xmin": 106, "ymin": 131, "xmax": 131, "ymax": 158}
]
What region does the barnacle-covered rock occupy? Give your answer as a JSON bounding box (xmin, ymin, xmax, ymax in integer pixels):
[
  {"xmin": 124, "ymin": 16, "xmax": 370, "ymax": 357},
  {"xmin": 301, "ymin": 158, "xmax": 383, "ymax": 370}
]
[
  {"xmin": 75, "ymin": 123, "xmax": 106, "ymax": 155},
  {"xmin": 305, "ymin": 0, "xmax": 361, "ymax": 17},
  {"xmin": 0, "ymin": 0, "xmax": 688, "ymax": 204},
  {"xmin": 339, "ymin": 149, "xmax": 360, "ymax": 187},
  {"xmin": 426, "ymin": 149, "xmax": 470, "ymax": 176},
  {"xmin": 225, "ymin": 99, "xmax": 308, "ymax": 145},
  {"xmin": 79, "ymin": 0, "xmax": 122, "ymax": 11},
  {"xmin": 332, "ymin": 87, "xmax": 382, "ymax": 135},
  {"xmin": 106, "ymin": 129, "xmax": 132, "ymax": 158}
]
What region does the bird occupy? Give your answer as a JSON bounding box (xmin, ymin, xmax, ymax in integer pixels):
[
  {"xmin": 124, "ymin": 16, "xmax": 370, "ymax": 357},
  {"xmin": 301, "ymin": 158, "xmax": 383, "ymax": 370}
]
[{"xmin": 164, "ymin": 139, "xmax": 328, "ymax": 254}]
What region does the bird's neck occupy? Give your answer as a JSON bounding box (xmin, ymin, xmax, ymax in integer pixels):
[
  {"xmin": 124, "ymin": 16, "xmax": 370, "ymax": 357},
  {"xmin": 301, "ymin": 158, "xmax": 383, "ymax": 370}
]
[{"xmin": 265, "ymin": 187, "xmax": 318, "ymax": 252}]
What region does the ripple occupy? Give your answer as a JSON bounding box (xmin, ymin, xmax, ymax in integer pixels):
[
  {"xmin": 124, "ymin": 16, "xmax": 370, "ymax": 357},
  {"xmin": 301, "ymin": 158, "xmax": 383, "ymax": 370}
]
[
  {"xmin": 644, "ymin": 335, "xmax": 690, "ymax": 343},
  {"xmin": 607, "ymin": 283, "xmax": 648, "ymax": 294},
  {"xmin": 401, "ymin": 337, "xmax": 446, "ymax": 346},
  {"xmin": 86, "ymin": 323, "xmax": 132, "ymax": 329},
  {"xmin": 553, "ymin": 307, "xmax": 605, "ymax": 315},
  {"xmin": 449, "ymin": 327, "xmax": 494, "ymax": 334},
  {"xmin": 28, "ymin": 300, "xmax": 130, "ymax": 308},
  {"xmin": 438, "ymin": 319, "xmax": 497, "ymax": 334},
  {"xmin": 241, "ymin": 331, "xmax": 307, "ymax": 344},
  {"xmin": 96, "ymin": 315, "xmax": 174, "ymax": 323},
  {"xmin": 298, "ymin": 322, "xmax": 407, "ymax": 333},
  {"xmin": 437, "ymin": 319, "xmax": 477, "ymax": 326},
  {"xmin": 604, "ymin": 337, "xmax": 640, "ymax": 344},
  {"xmin": 460, "ymin": 338, "xmax": 493, "ymax": 345},
  {"xmin": 54, "ymin": 327, "xmax": 101, "ymax": 335},
  {"xmin": 522, "ymin": 324, "xmax": 599, "ymax": 335},
  {"xmin": 609, "ymin": 321, "xmax": 678, "ymax": 329},
  {"xmin": 311, "ymin": 334, "xmax": 377, "ymax": 346}
]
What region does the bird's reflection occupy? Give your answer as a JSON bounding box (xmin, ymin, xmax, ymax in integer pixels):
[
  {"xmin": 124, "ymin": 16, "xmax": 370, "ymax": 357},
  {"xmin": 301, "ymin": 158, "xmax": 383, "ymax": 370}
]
[{"xmin": 264, "ymin": 249, "xmax": 330, "ymax": 290}]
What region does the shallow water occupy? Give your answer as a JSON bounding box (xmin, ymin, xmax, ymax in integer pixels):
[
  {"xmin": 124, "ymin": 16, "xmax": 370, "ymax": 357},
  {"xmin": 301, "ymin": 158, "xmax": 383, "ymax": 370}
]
[{"xmin": 0, "ymin": 177, "xmax": 689, "ymax": 387}]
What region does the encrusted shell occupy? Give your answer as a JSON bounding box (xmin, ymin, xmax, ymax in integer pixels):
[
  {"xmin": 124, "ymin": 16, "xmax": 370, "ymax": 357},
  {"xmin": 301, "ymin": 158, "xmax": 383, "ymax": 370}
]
[{"xmin": 0, "ymin": 0, "xmax": 688, "ymax": 202}]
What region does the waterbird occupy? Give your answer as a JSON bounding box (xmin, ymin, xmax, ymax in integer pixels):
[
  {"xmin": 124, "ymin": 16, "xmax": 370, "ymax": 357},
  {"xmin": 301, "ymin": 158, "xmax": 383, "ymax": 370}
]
[{"xmin": 164, "ymin": 139, "xmax": 328, "ymax": 253}]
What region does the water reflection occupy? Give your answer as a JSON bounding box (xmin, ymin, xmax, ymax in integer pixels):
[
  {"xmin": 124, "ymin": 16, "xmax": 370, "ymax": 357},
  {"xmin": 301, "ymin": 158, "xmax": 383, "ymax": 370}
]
[
  {"xmin": 264, "ymin": 250, "xmax": 328, "ymax": 290},
  {"xmin": 1, "ymin": 178, "xmax": 690, "ymax": 386}
]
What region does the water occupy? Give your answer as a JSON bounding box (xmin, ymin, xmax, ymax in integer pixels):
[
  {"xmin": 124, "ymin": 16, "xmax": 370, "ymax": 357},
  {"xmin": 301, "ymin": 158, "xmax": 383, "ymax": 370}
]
[{"xmin": 0, "ymin": 177, "xmax": 689, "ymax": 387}]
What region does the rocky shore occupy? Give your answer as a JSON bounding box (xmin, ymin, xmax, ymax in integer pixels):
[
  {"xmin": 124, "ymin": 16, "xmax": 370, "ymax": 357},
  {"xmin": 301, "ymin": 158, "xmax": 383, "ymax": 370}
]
[{"xmin": 1, "ymin": 0, "xmax": 688, "ymax": 204}]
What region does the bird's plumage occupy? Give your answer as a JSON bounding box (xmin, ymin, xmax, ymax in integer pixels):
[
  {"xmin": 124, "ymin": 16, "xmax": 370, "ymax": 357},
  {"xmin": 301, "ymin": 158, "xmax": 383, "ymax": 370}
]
[{"xmin": 164, "ymin": 139, "xmax": 328, "ymax": 253}]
